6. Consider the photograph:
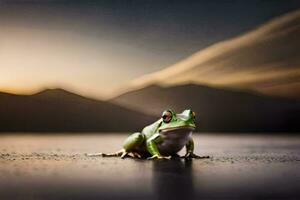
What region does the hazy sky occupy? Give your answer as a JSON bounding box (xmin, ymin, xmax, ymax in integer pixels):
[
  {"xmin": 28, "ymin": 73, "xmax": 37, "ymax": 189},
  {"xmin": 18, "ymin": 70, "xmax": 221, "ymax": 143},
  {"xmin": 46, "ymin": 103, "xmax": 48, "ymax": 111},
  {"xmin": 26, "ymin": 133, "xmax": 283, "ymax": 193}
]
[{"xmin": 0, "ymin": 0, "xmax": 299, "ymax": 98}]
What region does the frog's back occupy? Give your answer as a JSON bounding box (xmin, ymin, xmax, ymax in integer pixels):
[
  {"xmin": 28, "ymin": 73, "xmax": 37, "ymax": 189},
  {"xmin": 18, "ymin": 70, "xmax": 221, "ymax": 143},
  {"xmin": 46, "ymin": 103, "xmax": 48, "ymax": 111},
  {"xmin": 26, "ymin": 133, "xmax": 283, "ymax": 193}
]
[{"xmin": 142, "ymin": 119, "xmax": 161, "ymax": 139}]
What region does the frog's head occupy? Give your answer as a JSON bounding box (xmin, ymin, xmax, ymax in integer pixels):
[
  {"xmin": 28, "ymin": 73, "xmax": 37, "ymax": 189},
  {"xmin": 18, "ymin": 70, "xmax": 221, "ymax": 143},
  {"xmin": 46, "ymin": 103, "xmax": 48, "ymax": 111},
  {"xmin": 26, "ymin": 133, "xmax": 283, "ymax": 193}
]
[{"xmin": 158, "ymin": 109, "xmax": 196, "ymax": 133}]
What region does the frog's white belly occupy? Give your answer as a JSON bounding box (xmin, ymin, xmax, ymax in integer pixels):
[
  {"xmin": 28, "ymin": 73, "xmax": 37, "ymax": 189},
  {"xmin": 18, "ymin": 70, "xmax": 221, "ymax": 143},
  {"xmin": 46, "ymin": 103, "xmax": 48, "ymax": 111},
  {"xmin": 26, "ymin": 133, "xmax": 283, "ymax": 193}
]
[{"xmin": 157, "ymin": 128, "xmax": 193, "ymax": 155}]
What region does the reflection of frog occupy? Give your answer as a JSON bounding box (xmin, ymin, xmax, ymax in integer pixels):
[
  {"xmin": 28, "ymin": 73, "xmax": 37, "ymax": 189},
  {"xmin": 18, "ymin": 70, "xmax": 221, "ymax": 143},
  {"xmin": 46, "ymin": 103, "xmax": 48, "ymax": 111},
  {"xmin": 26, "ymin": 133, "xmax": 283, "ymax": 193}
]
[
  {"xmin": 93, "ymin": 109, "xmax": 209, "ymax": 159},
  {"xmin": 153, "ymin": 158, "xmax": 194, "ymax": 199}
]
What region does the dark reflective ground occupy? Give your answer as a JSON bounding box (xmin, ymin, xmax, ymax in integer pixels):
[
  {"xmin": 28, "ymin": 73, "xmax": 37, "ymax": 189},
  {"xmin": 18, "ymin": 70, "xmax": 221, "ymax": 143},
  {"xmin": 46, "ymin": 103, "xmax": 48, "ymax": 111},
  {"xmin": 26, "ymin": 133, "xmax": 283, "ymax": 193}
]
[
  {"xmin": 0, "ymin": 134, "xmax": 299, "ymax": 200},
  {"xmin": 153, "ymin": 159, "xmax": 195, "ymax": 200}
]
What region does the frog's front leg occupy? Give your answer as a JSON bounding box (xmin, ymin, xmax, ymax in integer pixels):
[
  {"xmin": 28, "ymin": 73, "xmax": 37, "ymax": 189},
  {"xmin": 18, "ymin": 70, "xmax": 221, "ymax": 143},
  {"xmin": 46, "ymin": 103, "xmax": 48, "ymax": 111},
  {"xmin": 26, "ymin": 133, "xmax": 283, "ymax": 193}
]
[
  {"xmin": 146, "ymin": 134, "xmax": 171, "ymax": 160},
  {"xmin": 182, "ymin": 137, "xmax": 210, "ymax": 159}
]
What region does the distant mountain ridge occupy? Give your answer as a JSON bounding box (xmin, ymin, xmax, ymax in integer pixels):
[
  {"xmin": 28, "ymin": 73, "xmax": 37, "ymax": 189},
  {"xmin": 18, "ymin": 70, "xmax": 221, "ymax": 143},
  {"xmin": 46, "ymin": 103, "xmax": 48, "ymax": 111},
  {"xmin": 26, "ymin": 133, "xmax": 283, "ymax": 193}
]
[
  {"xmin": 0, "ymin": 89, "xmax": 154, "ymax": 132},
  {"xmin": 1, "ymin": 85, "xmax": 299, "ymax": 132},
  {"xmin": 111, "ymin": 83, "xmax": 300, "ymax": 132}
]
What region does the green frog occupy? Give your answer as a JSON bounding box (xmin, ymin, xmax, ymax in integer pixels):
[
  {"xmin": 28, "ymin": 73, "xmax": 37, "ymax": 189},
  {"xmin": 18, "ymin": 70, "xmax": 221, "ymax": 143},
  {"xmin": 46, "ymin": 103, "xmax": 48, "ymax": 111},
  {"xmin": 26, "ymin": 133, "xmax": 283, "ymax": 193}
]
[{"xmin": 90, "ymin": 109, "xmax": 209, "ymax": 159}]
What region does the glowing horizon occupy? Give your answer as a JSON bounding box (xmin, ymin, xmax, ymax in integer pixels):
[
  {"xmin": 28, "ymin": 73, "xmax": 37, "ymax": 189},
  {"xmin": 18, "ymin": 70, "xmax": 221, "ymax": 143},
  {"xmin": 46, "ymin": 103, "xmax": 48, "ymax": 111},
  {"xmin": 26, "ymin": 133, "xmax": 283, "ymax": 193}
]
[
  {"xmin": 0, "ymin": 25, "xmax": 171, "ymax": 99},
  {"xmin": 0, "ymin": 1, "xmax": 299, "ymax": 99}
]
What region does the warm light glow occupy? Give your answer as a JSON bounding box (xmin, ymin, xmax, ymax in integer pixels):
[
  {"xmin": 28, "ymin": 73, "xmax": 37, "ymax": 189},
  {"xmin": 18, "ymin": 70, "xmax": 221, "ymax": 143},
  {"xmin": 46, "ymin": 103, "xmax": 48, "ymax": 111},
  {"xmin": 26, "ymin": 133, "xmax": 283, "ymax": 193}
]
[
  {"xmin": 117, "ymin": 10, "xmax": 300, "ymax": 99},
  {"xmin": 0, "ymin": 25, "xmax": 168, "ymax": 99}
]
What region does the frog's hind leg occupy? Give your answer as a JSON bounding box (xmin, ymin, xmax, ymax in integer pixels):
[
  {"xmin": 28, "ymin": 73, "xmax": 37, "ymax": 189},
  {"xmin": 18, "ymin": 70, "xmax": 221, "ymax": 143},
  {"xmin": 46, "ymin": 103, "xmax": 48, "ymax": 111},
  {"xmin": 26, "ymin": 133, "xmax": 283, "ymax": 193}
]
[
  {"xmin": 87, "ymin": 132, "xmax": 145, "ymax": 159},
  {"xmin": 122, "ymin": 132, "xmax": 145, "ymax": 159},
  {"xmin": 101, "ymin": 132, "xmax": 145, "ymax": 159}
]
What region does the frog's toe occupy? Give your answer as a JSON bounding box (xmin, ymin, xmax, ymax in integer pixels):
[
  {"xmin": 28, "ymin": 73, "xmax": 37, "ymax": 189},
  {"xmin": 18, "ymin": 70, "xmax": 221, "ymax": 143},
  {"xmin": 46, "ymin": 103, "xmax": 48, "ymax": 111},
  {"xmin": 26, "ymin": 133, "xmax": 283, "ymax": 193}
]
[
  {"xmin": 191, "ymin": 155, "xmax": 210, "ymax": 159},
  {"xmin": 147, "ymin": 155, "xmax": 171, "ymax": 160},
  {"xmin": 96, "ymin": 153, "xmax": 116, "ymax": 157},
  {"xmin": 162, "ymin": 156, "xmax": 171, "ymax": 160},
  {"xmin": 181, "ymin": 152, "xmax": 191, "ymax": 158},
  {"xmin": 182, "ymin": 153, "xmax": 210, "ymax": 159},
  {"xmin": 85, "ymin": 153, "xmax": 105, "ymax": 157},
  {"xmin": 120, "ymin": 151, "xmax": 128, "ymax": 159},
  {"xmin": 147, "ymin": 155, "xmax": 158, "ymax": 160},
  {"xmin": 132, "ymin": 152, "xmax": 142, "ymax": 159},
  {"xmin": 200, "ymin": 155, "xmax": 210, "ymax": 159}
]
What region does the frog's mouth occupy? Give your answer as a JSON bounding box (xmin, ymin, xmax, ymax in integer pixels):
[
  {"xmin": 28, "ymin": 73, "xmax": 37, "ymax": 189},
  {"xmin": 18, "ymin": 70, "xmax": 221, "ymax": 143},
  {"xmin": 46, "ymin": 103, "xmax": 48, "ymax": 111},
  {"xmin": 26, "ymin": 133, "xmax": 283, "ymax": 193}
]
[{"xmin": 159, "ymin": 126, "xmax": 195, "ymax": 133}]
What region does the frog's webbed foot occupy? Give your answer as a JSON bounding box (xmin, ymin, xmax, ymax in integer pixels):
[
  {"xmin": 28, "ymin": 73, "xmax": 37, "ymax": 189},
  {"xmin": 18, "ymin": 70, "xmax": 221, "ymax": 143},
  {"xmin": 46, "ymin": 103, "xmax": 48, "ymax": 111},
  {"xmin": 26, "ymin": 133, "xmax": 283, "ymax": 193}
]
[
  {"xmin": 182, "ymin": 152, "xmax": 210, "ymax": 159},
  {"xmin": 86, "ymin": 149, "xmax": 143, "ymax": 159},
  {"xmin": 130, "ymin": 152, "xmax": 142, "ymax": 159},
  {"xmin": 121, "ymin": 150, "xmax": 132, "ymax": 159},
  {"xmin": 147, "ymin": 155, "xmax": 171, "ymax": 160}
]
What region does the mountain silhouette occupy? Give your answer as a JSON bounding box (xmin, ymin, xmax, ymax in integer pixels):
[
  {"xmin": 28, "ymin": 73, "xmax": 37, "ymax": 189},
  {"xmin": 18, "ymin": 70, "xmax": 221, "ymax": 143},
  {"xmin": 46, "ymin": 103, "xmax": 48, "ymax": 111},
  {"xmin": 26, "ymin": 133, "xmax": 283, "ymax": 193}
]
[
  {"xmin": 0, "ymin": 89, "xmax": 154, "ymax": 132},
  {"xmin": 111, "ymin": 84, "xmax": 300, "ymax": 132}
]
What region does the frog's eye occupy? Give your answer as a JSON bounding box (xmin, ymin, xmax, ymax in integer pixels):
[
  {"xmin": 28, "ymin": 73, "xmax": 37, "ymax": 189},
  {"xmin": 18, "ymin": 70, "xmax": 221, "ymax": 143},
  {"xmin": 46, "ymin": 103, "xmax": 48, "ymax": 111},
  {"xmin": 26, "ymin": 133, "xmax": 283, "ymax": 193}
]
[
  {"xmin": 192, "ymin": 111, "xmax": 196, "ymax": 119},
  {"xmin": 162, "ymin": 110, "xmax": 172, "ymax": 123}
]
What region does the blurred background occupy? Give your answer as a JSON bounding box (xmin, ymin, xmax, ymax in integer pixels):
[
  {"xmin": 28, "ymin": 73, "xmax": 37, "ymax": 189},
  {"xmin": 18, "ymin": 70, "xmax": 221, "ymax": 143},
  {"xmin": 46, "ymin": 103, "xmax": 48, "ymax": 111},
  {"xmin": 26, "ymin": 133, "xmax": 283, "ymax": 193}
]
[
  {"xmin": 1, "ymin": 1, "xmax": 300, "ymax": 200},
  {"xmin": 0, "ymin": 0, "xmax": 299, "ymax": 133}
]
